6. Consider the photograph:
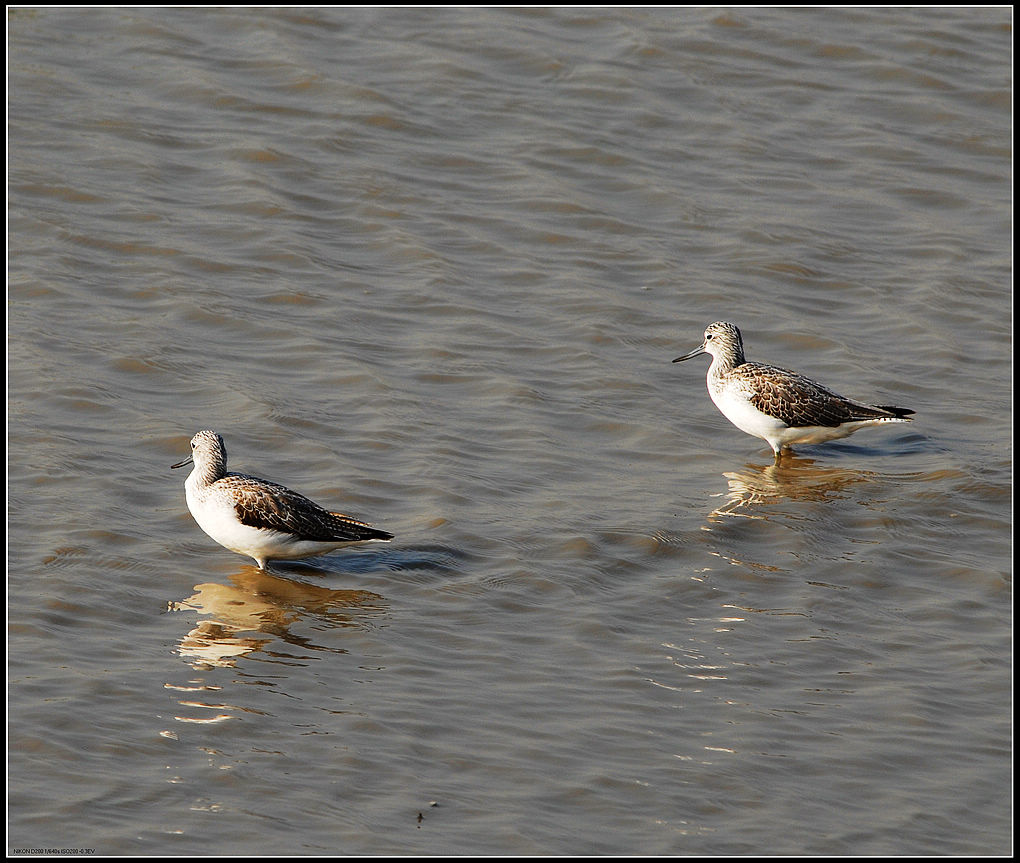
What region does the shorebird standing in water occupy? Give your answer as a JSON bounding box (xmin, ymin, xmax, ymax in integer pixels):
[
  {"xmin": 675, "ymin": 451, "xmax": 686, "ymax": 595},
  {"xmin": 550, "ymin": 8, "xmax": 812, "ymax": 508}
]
[
  {"xmin": 171, "ymin": 430, "xmax": 392, "ymax": 568},
  {"xmin": 672, "ymin": 322, "xmax": 914, "ymax": 458}
]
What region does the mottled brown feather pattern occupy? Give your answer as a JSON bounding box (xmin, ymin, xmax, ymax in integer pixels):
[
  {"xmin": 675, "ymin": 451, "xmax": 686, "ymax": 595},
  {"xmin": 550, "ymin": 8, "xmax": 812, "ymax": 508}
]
[
  {"xmin": 734, "ymin": 362, "xmax": 915, "ymax": 428},
  {"xmin": 222, "ymin": 474, "xmax": 393, "ymax": 542}
]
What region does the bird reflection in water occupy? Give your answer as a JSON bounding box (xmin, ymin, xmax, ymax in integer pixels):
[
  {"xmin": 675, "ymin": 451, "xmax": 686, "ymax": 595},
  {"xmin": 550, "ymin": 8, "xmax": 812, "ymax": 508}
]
[
  {"xmin": 708, "ymin": 455, "xmax": 872, "ymax": 520},
  {"xmin": 168, "ymin": 567, "xmax": 388, "ymax": 669}
]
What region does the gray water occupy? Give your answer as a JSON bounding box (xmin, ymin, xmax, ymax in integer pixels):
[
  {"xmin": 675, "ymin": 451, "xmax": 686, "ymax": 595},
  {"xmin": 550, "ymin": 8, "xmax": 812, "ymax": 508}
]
[{"xmin": 8, "ymin": 6, "xmax": 1011, "ymax": 856}]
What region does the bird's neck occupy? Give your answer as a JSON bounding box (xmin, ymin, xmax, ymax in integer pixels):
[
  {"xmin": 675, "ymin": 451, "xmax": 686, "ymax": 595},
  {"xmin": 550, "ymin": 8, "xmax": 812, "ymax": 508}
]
[
  {"xmin": 192, "ymin": 458, "xmax": 227, "ymax": 488},
  {"xmin": 708, "ymin": 343, "xmax": 744, "ymax": 378}
]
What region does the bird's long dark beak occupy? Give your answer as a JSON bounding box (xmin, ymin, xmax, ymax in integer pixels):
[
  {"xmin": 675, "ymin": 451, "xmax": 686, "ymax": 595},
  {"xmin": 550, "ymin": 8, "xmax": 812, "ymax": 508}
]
[
  {"xmin": 672, "ymin": 343, "xmax": 706, "ymax": 363},
  {"xmin": 170, "ymin": 456, "xmax": 193, "ymax": 470}
]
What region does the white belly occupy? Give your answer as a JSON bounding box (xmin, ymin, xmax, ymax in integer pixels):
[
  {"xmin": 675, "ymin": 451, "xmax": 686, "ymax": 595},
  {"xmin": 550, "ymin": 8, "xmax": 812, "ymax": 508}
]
[
  {"xmin": 185, "ymin": 481, "xmax": 273, "ymax": 555},
  {"xmin": 710, "ymin": 387, "xmax": 895, "ymax": 453},
  {"xmin": 711, "ymin": 388, "xmax": 787, "ymax": 443}
]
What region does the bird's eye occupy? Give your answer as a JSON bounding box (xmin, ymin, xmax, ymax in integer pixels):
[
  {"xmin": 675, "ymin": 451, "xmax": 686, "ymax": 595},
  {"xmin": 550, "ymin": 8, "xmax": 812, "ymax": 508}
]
[{"xmin": 705, "ymin": 333, "xmax": 713, "ymax": 340}]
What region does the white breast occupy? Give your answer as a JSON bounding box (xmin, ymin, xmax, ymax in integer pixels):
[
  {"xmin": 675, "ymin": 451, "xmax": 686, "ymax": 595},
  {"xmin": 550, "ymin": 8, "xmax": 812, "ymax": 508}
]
[{"xmin": 710, "ymin": 386, "xmax": 787, "ymax": 443}]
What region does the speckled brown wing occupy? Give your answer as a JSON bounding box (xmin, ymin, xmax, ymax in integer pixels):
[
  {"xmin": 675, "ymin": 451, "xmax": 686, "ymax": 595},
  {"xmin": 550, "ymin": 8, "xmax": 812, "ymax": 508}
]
[
  {"xmin": 736, "ymin": 362, "xmax": 908, "ymax": 429},
  {"xmin": 222, "ymin": 474, "xmax": 393, "ymax": 542}
]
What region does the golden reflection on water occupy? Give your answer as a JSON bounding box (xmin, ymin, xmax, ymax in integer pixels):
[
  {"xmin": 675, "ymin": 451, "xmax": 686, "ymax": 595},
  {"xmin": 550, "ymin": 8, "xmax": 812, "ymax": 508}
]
[
  {"xmin": 163, "ymin": 568, "xmax": 388, "ymax": 725},
  {"xmin": 169, "ymin": 567, "xmax": 387, "ymax": 668},
  {"xmin": 706, "ymin": 455, "xmax": 873, "ymax": 520}
]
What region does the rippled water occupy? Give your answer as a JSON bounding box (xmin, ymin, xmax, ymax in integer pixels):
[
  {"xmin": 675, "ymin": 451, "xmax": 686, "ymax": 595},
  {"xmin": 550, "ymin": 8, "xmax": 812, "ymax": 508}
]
[{"xmin": 8, "ymin": 6, "xmax": 1011, "ymax": 855}]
